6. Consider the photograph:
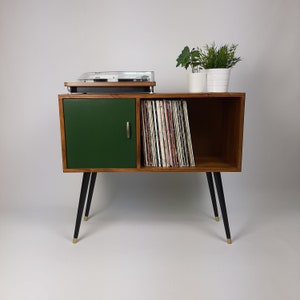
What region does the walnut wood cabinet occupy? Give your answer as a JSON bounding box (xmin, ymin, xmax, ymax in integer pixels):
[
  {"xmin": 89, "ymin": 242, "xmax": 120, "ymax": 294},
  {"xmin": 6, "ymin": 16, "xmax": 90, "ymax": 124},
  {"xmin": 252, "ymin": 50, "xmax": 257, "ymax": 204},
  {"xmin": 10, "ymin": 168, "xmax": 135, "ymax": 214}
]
[{"xmin": 58, "ymin": 93, "xmax": 245, "ymax": 244}]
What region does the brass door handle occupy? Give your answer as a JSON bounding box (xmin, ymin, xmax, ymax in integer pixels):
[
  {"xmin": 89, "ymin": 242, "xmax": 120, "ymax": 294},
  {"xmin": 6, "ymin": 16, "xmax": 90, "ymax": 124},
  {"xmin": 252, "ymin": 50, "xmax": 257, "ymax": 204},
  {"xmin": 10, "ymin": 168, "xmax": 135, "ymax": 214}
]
[{"xmin": 126, "ymin": 121, "xmax": 131, "ymax": 139}]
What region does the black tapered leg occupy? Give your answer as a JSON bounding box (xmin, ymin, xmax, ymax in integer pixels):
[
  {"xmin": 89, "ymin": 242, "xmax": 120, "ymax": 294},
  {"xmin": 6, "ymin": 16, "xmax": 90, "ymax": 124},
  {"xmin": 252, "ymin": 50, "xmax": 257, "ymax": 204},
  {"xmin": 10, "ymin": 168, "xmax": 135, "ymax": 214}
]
[
  {"xmin": 206, "ymin": 172, "xmax": 219, "ymax": 221},
  {"xmin": 84, "ymin": 172, "xmax": 97, "ymax": 221},
  {"xmin": 213, "ymin": 172, "xmax": 232, "ymax": 244},
  {"xmin": 73, "ymin": 172, "xmax": 91, "ymax": 243}
]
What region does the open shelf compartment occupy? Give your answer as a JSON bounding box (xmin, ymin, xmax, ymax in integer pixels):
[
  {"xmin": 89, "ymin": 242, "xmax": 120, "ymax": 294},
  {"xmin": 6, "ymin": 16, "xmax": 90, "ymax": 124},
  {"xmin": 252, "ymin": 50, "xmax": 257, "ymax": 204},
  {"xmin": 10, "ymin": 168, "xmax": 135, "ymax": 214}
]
[{"xmin": 138, "ymin": 94, "xmax": 245, "ymax": 172}]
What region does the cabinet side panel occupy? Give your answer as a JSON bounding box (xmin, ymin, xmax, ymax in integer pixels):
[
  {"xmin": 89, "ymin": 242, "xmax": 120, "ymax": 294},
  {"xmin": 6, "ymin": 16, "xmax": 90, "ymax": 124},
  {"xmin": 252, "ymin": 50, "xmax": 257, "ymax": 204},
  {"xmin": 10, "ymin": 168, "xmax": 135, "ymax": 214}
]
[{"xmin": 58, "ymin": 97, "xmax": 68, "ymax": 170}]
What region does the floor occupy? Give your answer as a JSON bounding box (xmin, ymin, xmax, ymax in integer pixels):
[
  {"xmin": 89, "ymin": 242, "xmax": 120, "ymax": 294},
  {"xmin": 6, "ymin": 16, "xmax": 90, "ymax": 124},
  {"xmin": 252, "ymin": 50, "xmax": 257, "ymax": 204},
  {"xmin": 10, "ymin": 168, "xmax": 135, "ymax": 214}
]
[{"xmin": 1, "ymin": 173, "xmax": 299, "ymax": 300}]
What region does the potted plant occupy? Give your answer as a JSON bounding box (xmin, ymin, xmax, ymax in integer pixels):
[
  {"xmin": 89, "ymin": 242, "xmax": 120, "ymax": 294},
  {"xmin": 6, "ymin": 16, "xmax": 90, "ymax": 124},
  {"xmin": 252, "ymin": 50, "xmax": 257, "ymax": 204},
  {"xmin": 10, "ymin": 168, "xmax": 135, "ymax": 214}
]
[
  {"xmin": 199, "ymin": 43, "xmax": 241, "ymax": 92},
  {"xmin": 176, "ymin": 46, "xmax": 206, "ymax": 93}
]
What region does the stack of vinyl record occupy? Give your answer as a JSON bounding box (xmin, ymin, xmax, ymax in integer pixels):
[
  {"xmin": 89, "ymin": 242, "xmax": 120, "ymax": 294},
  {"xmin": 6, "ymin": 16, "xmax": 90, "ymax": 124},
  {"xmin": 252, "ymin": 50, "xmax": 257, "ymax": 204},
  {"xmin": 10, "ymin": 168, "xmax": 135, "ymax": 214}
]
[{"xmin": 141, "ymin": 99, "xmax": 195, "ymax": 167}]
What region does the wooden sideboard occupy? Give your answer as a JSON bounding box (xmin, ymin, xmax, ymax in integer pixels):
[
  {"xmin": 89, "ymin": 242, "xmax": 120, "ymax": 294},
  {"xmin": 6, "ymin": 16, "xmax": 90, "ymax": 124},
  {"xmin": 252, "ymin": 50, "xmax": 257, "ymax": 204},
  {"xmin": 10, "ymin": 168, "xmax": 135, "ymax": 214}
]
[{"xmin": 58, "ymin": 92, "xmax": 245, "ymax": 244}]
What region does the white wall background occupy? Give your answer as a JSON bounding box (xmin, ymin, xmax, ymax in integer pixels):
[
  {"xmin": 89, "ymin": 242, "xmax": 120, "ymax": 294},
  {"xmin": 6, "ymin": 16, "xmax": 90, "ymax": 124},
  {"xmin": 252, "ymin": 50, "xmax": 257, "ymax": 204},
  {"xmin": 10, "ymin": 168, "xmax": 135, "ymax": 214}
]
[
  {"xmin": 1, "ymin": 0, "xmax": 299, "ymax": 202},
  {"xmin": 0, "ymin": 0, "xmax": 299, "ymax": 298}
]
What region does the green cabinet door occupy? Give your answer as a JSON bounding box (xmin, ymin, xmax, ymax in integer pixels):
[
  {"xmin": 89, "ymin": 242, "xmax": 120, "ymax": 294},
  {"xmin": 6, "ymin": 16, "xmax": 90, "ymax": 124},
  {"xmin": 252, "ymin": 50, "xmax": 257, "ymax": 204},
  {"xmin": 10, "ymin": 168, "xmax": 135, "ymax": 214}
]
[{"xmin": 63, "ymin": 98, "xmax": 136, "ymax": 168}]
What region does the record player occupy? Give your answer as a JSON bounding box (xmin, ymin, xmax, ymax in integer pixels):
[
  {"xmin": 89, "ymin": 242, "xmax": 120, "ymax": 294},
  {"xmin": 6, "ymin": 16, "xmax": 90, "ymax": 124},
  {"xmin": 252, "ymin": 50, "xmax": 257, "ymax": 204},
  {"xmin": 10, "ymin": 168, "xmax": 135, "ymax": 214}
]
[{"xmin": 65, "ymin": 71, "xmax": 156, "ymax": 94}]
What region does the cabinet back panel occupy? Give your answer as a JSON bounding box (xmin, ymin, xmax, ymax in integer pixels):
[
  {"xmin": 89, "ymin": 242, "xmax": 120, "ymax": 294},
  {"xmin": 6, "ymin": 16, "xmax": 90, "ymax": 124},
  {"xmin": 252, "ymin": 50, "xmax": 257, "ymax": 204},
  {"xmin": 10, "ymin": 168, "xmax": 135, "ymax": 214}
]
[{"xmin": 187, "ymin": 97, "xmax": 243, "ymax": 167}]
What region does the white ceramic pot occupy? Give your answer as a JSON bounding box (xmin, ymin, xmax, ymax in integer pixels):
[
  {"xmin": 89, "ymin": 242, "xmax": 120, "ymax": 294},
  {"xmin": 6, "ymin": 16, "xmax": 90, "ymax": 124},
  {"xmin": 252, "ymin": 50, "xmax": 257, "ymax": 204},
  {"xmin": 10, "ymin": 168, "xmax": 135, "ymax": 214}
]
[
  {"xmin": 188, "ymin": 70, "xmax": 207, "ymax": 93},
  {"xmin": 206, "ymin": 68, "xmax": 231, "ymax": 92}
]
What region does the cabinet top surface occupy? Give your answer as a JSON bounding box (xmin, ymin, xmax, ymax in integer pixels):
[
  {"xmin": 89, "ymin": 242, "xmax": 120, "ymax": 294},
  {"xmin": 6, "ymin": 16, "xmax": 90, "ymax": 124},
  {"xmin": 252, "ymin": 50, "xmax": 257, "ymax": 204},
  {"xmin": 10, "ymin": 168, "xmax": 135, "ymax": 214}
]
[{"xmin": 59, "ymin": 92, "xmax": 245, "ymax": 99}]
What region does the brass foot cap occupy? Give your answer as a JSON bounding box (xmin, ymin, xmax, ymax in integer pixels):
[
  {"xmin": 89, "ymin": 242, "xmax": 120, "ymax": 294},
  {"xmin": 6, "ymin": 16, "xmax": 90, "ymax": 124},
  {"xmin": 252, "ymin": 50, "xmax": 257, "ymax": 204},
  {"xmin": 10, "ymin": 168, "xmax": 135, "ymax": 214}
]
[
  {"xmin": 84, "ymin": 216, "xmax": 88, "ymax": 221},
  {"xmin": 72, "ymin": 238, "xmax": 78, "ymax": 244},
  {"xmin": 227, "ymin": 239, "xmax": 232, "ymax": 244},
  {"xmin": 215, "ymin": 216, "xmax": 220, "ymax": 222}
]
